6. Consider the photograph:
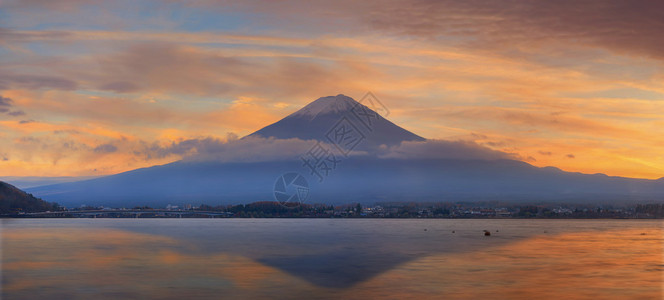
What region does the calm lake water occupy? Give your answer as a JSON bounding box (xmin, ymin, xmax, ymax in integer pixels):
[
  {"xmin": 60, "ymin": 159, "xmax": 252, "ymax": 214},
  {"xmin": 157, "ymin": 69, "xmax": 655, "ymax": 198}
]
[{"xmin": 1, "ymin": 219, "xmax": 662, "ymax": 299}]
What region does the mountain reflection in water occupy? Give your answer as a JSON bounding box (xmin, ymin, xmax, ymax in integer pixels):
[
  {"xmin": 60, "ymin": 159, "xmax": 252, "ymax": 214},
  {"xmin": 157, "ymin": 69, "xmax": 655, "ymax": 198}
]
[{"xmin": 2, "ymin": 219, "xmax": 662, "ymax": 299}]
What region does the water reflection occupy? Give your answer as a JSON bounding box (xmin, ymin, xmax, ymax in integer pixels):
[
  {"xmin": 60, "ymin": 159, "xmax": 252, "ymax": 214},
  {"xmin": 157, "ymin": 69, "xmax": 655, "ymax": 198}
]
[
  {"xmin": 355, "ymin": 228, "xmax": 663, "ymax": 299},
  {"xmin": 2, "ymin": 220, "xmax": 662, "ymax": 299},
  {"xmin": 3, "ymin": 228, "xmax": 294, "ymax": 299}
]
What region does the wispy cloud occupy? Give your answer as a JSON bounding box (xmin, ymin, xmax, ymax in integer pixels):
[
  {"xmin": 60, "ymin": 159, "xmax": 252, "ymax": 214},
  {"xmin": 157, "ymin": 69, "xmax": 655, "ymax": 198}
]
[
  {"xmin": 0, "ymin": 73, "xmax": 78, "ymax": 91},
  {"xmin": 379, "ymin": 139, "xmax": 514, "ymax": 161},
  {"xmin": 7, "ymin": 110, "xmax": 25, "ymax": 116},
  {"xmin": 92, "ymin": 143, "xmax": 118, "ymax": 153},
  {"xmin": 139, "ymin": 135, "xmax": 348, "ymax": 164},
  {"xmin": 0, "ymin": 95, "xmax": 13, "ymax": 107}
]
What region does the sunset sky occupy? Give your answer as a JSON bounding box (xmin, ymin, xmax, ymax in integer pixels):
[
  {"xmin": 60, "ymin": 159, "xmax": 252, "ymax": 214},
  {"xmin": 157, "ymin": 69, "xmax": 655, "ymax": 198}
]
[{"xmin": 0, "ymin": 0, "xmax": 663, "ymax": 179}]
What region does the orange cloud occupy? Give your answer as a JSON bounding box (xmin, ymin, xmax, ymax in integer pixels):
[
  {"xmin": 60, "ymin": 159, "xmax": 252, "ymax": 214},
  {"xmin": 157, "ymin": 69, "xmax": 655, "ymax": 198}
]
[{"xmin": 1, "ymin": 2, "xmax": 663, "ymax": 179}]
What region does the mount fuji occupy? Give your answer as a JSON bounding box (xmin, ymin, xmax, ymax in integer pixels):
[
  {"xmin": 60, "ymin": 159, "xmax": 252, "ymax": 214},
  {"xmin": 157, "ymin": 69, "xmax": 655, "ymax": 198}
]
[{"xmin": 24, "ymin": 94, "xmax": 664, "ymax": 207}]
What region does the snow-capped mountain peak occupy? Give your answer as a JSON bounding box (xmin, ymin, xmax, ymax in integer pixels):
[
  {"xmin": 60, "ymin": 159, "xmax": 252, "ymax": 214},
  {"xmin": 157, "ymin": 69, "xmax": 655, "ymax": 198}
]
[
  {"xmin": 288, "ymin": 94, "xmax": 360, "ymax": 120},
  {"xmin": 247, "ymin": 94, "xmax": 425, "ymax": 148}
]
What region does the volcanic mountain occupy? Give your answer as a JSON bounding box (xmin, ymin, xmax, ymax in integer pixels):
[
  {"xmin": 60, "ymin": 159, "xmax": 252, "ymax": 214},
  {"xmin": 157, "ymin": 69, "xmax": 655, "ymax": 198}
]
[{"xmin": 24, "ymin": 94, "xmax": 664, "ymax": 207}]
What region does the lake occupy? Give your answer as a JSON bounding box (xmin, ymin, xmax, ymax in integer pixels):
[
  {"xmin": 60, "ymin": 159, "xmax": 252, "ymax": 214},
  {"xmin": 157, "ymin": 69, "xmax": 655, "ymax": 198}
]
[{"xmin": 1, "ymin": 219, "xmax": 662, "ymax": 299}]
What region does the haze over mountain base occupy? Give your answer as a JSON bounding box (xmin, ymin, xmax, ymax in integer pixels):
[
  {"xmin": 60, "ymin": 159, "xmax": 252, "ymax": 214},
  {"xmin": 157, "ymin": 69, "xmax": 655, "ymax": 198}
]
[{"xmin": 25, "ymin": 95, "xmax": 664, "ymax": 208}]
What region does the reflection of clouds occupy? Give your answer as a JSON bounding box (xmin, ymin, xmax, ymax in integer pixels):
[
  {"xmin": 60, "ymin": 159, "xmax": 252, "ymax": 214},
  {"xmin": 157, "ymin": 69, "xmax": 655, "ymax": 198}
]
[
  {"xmin": 349, "ymin": 228, "xmax": 664, "ymax": 300},
  {"xmin": 3, "ymin": 226, "xmax": 662, "ymax": 299},
  {"xmin": 2, "ymin": 228, "xmax": 308, "ymax": 299}
]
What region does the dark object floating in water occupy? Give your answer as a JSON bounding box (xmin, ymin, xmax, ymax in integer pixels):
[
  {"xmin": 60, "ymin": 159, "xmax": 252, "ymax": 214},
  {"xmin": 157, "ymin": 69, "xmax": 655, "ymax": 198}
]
[
  {"xmin": 424, "ymin": 229, "xmax": 427, "ymax": 231},
  {"xmin": 484, "ymin": 230, "xmax": 491, "ymax": 236},
  {"xmin": 452, "ymin": 230, "xmax": 455, "ymax": 233}
]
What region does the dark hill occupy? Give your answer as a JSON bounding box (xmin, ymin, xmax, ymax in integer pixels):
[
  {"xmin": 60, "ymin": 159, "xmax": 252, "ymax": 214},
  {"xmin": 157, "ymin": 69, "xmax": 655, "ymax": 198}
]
[{"xmin": 0, "ymin": 181, "xmax": 60, "ymax": 214}]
